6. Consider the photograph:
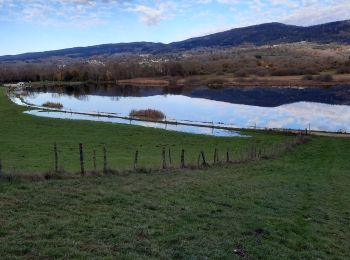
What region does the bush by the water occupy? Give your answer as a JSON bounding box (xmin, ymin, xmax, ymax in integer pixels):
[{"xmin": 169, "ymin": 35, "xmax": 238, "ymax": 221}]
[
  {"xmin": 316, "ymin": 74, "xmax": 333, "ymax": 82},
  {"xmin": 302, "ymin": 74, "xmax": 314, "ymax": 81},
  {"xmin": 42, "ymin": 102, "xmax": 63, "ymax": 109},
  {"xmin": 129, "ymin": 109, "xmax": 165, "ymax": 120}
]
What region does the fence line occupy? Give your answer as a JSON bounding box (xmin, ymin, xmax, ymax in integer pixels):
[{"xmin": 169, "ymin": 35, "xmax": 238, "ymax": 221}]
[{"xmin": 0, "ymin": 135, "xmax": 309, "ymax": 180}]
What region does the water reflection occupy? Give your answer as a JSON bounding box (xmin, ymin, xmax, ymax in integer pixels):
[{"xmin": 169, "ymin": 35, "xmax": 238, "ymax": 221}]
[
  {"xmin": 25, "ymin": 84, "xmax": 350, "ymax": 106},
  {"xmin": 24, "ymin": 110, "xmax": 244, "ymax": 137},
  {"xmin": 17, "ymin": 85, "xmax": 350, "ymax": 134}
]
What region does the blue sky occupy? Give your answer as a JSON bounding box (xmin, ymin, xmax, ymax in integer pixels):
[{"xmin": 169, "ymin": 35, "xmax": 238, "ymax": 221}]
[{"xmin": 0, "ymin": 0, "xmax": 349, "ymax": 55}]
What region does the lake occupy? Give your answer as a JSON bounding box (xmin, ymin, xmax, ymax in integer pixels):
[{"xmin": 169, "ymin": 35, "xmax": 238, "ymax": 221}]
[{"xmin": 13, "ymin": 84, "xmax": 350, "ymax": 136}]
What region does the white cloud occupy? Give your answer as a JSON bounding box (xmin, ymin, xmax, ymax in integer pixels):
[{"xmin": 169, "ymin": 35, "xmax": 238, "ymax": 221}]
[
  {"xmin": 131, "ymin": 4, "xmax": 168, "ymax": 25},
  {"xmin": 0, "ymin": 0, "xmax": 130, "ymax": 27},
  {"xmin": 282, "ymin": 0, "xmax": 350, "ymax": 26},
  {"xmin": 1, "ymin": 0, "xmax": 350, "ymax": 29}
]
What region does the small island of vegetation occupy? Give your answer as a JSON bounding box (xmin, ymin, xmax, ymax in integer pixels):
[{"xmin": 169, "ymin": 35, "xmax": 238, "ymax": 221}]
[
  {"xmin": 42, "ymin": 101, "xmax": 63, "ymax": 109},
  {"xmin": 129, "ymin": 109, "xmax": 165, "ymax": 120}
]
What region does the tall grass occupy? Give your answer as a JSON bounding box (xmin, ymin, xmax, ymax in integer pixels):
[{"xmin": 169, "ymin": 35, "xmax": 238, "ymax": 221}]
[
  {"xmin": 129, "ymin": 109, "xmax": 165, "ymax": 120},
  {"xmin": 42, "ymin": 102, "xmax": 63, "ymax": 109}
]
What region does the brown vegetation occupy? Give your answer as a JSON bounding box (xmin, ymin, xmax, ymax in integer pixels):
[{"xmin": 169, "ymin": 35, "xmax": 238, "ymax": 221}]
[
  {"xmin": 116, "ymin": 78, "xmax": 169, "ymax": 87},
  {"xmin": 1, "ymin": 43, "xmax": 350, "ymax": 87},
  {"xmin": 316, "ymin": 74, "xmax": 334, "ymax": 82},
  {"xmin": 42, "ymin": 102, "xmax": 63, "ymax": 109},
  {"xmin": 129, "ymin": 109, "xmax": 165, "ymax": 120}
]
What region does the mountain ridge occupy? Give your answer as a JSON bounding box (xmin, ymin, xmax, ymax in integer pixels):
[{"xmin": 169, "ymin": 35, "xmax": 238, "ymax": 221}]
[{"xmin": 1, "ymin": 20, "xmax": 350, "ymax": 62}]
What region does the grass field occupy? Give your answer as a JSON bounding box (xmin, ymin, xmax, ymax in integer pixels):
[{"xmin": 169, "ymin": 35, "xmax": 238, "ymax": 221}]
[
  {"xmin": 0, "ymin": 87, "xmax": 287, "ymax": 173},
  {"xmin": 0, "ymin": 86, "xmax": 349, "ymax": 258},
  {"xmin": 0, "ymin": 136, "xmax": 349, "ymax": 258}
]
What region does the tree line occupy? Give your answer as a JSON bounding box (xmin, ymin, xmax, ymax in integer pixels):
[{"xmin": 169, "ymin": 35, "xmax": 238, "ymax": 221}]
[{"xmin": 1, "ymin": 45, "xmax": 349, "ymax": 83}]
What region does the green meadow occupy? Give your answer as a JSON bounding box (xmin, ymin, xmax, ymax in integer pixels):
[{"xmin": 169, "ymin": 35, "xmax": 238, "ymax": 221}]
[{"xmin": 0, "ymin": 86, "xmax": 349, "ymax": 258}]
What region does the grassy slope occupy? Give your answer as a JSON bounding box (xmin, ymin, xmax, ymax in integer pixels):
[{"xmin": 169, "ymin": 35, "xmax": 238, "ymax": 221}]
[
  {"xmin": 0, "ymin": 86, "xmax": 349, "ymax": 258},
  {"xmin": 0, "ymin": 87, "xmax": 286, "ymax": 173},
  {"xmin": 0, "ymin": 137, "xmax": 349, "ymax": 259}
]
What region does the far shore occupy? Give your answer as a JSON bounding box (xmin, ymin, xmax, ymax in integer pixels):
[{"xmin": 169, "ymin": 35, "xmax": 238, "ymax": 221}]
[
  {"xmin": 8, "ymin": 73, "xmax": 350, "ymax": 89},
  {"xmin": 116, "ymin": 74, "xmax": 350, "ymax": 88}
]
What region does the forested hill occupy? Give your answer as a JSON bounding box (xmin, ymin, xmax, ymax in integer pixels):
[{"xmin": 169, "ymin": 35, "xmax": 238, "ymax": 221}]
[
  {"xmin": 170, "ymin": 20, "xmax": 350, "ymax": 50},
  {"xmin": 1, "ymin": 20, "xmax": 350, "ymax": 62}
]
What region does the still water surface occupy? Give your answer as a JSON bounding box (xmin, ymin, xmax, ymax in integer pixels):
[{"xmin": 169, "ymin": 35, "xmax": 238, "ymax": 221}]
[{"xmin": 16, "ymin": 85, "xmax": 350, "ymax": 136}]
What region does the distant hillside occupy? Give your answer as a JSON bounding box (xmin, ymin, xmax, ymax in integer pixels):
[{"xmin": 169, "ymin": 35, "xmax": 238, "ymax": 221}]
[
  {"xmin": 1, "ymin": 20, "xmax": 350, "ymax": 62},
  {"xmin": 0, "ymin": 42, "xmax": 167, "ymax": 62},
  {"xmin": 170, "ymin": 21, "xmax": 350, "ymax": 50}
]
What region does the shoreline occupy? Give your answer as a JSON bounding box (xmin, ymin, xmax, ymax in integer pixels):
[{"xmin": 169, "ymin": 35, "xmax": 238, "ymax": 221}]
[
  {"xmin": 7, "ymin": 87, "xmax": 350, "ymax": 138},
  {"xmin": 9, "ymin": 74, "xmax": 350, "ymax": 89}
]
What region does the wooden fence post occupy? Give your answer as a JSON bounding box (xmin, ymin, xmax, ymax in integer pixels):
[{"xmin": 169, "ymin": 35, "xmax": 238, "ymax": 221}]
[
  {"xmin": 54, "ymin": 142, "xmax": 58, "ymax": 173},
  {"xmin": 134, "ymin": 150, "xmax": 139, "ymax": 170},
  {"xmin": 168, "ymin": 149, "xmax": 172, "ymax": 166},
  {"xmin": 79, "ymin": 143, "xmax": 85, "ymax": 176},
  {"xmin": 201, "ymin": 151, "xmax": 208, "ymax": 166},
  {"xmin": 93, "ymin": 148, "xmax": 97, "ymax": 172},
  {"xmin": 253, "ymin": 145, "xmax": 257, "ymax": 159},
  {"xmin": 103, "ymin": 145, "xmax": 107, "ymax": 174},
  {"xmin": 214, "ymin": 148, "xmax": 218, "ymax": 164},
  {"xmin": 181, "ymin": 149, "xmax": 185, "ymax": 168},
  {"xmin": 162, "ymin": 147, "xmax": 167, "ymax": 169},
  {"xmin": 0, "ymin": 156, "xmax": 2, "ymax": 176},
  {"xmin": 226, "ymin": 149, "xmax": 230, "ymax": 163}
]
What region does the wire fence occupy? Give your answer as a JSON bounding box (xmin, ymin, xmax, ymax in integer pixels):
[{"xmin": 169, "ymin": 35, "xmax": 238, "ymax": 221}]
[{"xmin": 0, "ymin": 134, "xmax": 310, "ymax": 182}]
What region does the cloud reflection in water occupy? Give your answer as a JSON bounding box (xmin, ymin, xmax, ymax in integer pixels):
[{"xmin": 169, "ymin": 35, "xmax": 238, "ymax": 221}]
[{"xmin": 21, "ymin": 92, "xmax": 350, "ymax": 133}]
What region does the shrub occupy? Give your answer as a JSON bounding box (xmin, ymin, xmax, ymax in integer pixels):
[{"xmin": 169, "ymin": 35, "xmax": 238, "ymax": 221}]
[
  {"xmin": 302, "ymin": 75, "xmax": 314, "ymax": 81},
  {"xmin": 336, "ymin": 66, "xmax": 350, "ymax": 74},
  {"xmin": 316, "ymin": 74, "xmax": 333, "ymax": 82},
  {"xmin": 42, "ymin": 102, "xmax": 63, "ymax": 109},
  {"xmin": 234, "ymin": 69, "xmax": 248, "ymax": 78},
  {"xmin": 129, "ymin": 109, "xmax": 165, "ymax": 120},
  {"xmin": 206, "ymin": 78, "xmax": 228, "ymax": 86}
]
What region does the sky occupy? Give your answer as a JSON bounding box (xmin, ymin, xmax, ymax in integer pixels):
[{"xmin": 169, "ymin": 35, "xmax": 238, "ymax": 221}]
[{"xmin": 0, "ymin": 0, "xmax": 350, "ymax": 55}]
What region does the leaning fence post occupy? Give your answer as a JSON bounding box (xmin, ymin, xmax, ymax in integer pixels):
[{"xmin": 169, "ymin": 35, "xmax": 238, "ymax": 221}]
[
  {"xmin": 93, "ymin": 148, "xmax": 97, "ymax": 172},
  {"xmin": 79, "ymin": 143, "xmax": 85, "ymax": 176},
  {"xmin": 162, "ymin": 147, "xmax": 167, "ymax": 169},
  {"xmin": 201, "ymin": 151, "xmax": 208, "ymax": 166},
  {"xmin": 181, "ymin": 149, "xmax": 185, "ymax": 168},
  {"xmin": 134, "ymin": 150, "xmax": 139, "ymax": 170},
  {"xmin": 103, "ymin": 145, "xmax": 107, "ymax": 174},
  {"xmin": 53, "ymin": 142, "xmax": 58, "ymax": 173}
]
